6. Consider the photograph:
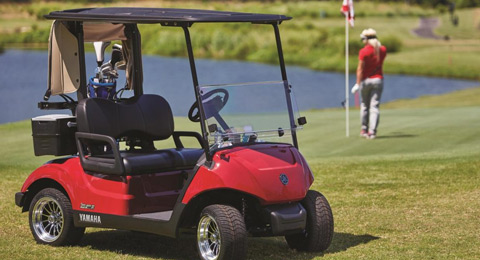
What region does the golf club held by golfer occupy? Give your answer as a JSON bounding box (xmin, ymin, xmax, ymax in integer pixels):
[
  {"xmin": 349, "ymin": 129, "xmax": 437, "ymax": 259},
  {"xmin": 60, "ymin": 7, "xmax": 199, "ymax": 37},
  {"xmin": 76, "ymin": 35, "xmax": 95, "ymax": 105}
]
[{"xmin": 351, "ymin": 83, "xmax": 361, "ymax": 94}]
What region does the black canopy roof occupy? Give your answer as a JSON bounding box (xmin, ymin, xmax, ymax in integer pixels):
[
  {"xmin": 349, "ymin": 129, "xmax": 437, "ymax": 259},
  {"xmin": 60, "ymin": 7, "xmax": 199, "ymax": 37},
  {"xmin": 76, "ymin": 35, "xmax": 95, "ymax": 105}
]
[{"xmin": 45, "ymin": 7, "xmax": 291, "ymax": 25}]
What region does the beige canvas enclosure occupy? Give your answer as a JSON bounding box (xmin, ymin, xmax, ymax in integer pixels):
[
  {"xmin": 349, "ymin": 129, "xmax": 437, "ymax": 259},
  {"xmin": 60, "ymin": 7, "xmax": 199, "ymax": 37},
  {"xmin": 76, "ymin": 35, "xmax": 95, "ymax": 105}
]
[
  {"xmin": 48, "ymin": 21, "xmax": 136, "ymax": 96},
  {"xmin": 48, "ymin": 21, "xmax": 80, "ymax": 95},
  {"xmin": 83, "ymin": 23, "xmax": 127, "ymax": 42}
]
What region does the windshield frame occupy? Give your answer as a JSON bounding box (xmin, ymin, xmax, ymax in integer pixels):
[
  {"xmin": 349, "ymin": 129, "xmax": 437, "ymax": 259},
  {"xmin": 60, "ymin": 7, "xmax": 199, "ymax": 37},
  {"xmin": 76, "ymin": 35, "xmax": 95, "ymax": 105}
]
[{"xmin": 186, "ymin": 23, "xmax": 296, "ymax": 161}]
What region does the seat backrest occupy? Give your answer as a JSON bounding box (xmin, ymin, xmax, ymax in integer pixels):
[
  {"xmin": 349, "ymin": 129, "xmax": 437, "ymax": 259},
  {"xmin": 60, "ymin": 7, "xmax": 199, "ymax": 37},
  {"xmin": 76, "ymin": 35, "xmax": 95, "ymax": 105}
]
[{"xmin": 76, "ymin": 94, "xmax": 174, "ymax": 141}]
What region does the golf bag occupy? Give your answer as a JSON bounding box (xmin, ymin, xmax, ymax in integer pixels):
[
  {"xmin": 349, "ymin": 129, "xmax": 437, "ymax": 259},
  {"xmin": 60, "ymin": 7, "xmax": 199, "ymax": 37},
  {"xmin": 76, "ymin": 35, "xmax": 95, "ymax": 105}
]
[{"xmin": 88, "ymin": 77, "xmax": 116, "ymax": 99}]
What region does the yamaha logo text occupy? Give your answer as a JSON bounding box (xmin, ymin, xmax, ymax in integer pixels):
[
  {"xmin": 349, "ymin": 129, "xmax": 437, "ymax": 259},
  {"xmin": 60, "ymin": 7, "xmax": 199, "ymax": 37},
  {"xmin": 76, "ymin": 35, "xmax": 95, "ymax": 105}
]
[{"xmin": 79, "ymin": 213, "xmax": 102, "ymax": 224}]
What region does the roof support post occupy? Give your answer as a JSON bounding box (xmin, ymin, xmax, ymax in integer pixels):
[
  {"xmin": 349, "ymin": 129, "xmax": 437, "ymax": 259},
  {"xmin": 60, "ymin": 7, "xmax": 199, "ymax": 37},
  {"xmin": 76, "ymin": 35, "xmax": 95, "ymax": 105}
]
[
  {"xmin": 273, "ymin": 23, "xmax": 288, "ymax": 81},
  {"xmin": 124, "ymin": 24, "xmax": 144, "ymax": 96},
  {"xmin": 132, "ymin": 26, "xmax": 143, "ymax": 96},
  {"xmin": 74, "ymin": 21, "xmax": 87, "ymax": 102},
  {"xmin": 272, "ymin": 23, "xmax": 299, "ymax": 149},
  {"xmin": 182, "ymin": 26, "xmax": 211, "ymax": 161}
]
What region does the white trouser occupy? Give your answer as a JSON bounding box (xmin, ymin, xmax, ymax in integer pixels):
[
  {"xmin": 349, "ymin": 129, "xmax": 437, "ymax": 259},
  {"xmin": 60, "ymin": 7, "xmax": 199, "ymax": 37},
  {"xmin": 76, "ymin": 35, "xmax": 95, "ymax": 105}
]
[{"xmin": 360, "ymin": 78, "xmax": 383, "ymax": 134}]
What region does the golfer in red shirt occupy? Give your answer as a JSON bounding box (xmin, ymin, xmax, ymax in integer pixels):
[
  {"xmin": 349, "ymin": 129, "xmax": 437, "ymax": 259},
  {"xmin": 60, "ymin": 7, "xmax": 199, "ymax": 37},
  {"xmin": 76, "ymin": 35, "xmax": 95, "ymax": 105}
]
[{"xmin": 352, "ymin": 28, "xmax": 387, "ymax": 139}]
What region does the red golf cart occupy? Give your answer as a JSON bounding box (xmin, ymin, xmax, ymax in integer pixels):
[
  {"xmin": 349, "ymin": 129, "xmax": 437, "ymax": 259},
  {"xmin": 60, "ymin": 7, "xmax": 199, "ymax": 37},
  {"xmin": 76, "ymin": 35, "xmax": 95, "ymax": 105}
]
[{"xmin": 15, "ymin": 7, "xmax": 333, "ymax": 260}]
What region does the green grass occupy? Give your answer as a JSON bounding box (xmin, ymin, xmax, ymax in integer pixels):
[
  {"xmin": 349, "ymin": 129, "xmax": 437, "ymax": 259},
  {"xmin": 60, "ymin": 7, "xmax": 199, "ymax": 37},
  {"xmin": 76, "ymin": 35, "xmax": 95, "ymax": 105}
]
[
  {"xmin": 383, "ymin": 86, "xmax": 480, "ymax": 109},
  {"xmin": 1, "ymin": 1, "xmax": 479, "ymax": 79},
  {"xmin": 1, "ymin": 86, "xmax": 479, "ymax": 259}
]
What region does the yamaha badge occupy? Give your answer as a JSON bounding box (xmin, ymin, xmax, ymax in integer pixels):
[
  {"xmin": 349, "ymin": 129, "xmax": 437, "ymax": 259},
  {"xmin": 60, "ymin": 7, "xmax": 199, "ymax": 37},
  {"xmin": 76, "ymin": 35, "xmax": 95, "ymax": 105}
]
[{"xmin": 279, "ymin": 173, "xmax": 289, "ymax": 185}]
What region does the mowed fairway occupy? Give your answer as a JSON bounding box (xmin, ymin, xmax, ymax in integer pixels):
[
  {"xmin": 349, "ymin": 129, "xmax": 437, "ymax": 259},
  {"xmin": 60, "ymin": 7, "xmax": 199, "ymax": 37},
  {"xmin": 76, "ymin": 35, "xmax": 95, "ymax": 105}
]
[{"xmin": 0, "ymin": 88, "xmax": 479, "ymax": 259}]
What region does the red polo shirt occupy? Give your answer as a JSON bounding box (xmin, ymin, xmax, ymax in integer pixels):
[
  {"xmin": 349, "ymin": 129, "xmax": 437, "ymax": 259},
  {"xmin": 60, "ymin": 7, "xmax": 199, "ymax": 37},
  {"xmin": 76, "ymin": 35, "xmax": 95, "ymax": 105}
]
[{"xmin": 359, "ymin": 44, "xmax": 387, "ymax": 80}]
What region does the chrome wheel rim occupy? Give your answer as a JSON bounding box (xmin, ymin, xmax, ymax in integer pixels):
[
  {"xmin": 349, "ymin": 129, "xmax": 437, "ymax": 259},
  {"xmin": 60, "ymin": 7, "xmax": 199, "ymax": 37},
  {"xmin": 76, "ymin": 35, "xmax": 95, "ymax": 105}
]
[
  {"xmin": 32, "ymin": 197, "xmax": 64, "ymax": 242},
  {"xmin": 197, "ymin": 214, "xmax": 221, "ymax": 260}
]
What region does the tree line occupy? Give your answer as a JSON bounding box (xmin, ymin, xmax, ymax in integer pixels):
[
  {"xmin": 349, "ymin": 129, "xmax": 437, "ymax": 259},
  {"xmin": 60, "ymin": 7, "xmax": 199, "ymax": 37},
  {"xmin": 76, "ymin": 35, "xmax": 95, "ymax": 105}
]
[{"xmin": 1, "ymin": 0, "xmax": 479, "ymax": 8}]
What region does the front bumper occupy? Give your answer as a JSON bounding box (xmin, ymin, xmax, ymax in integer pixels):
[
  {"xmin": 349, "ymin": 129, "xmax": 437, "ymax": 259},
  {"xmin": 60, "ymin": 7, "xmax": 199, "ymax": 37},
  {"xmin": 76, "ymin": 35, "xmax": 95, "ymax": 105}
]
[
  {"xmin": 264, "ymin": 203, "xmax": 306, "ymax": 235},
  {"xmin": 15, "ymin": 192, "xmax": 25, "ymax": 207}
]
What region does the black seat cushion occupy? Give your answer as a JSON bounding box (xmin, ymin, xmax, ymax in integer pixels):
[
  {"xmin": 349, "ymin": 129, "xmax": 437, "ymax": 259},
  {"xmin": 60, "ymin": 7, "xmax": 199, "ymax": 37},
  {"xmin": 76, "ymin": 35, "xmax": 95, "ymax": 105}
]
[
  {"xmin": 123, "ymin": 148, "xmax": 204, "ymax": 175},
  {"xmin": 76, "ymin": 95, "xmax": 174, "ymax": 141},
  {"xmin": 93, "ymin": 148, "xmax": 204, "ymax": 175},
  {"xmin": 122, "ymin": 150, "xmax": 180, "ymax": 174},
  {"xmin": 174, "ymin": 148, "xmax": 205, "ymax": 167}
]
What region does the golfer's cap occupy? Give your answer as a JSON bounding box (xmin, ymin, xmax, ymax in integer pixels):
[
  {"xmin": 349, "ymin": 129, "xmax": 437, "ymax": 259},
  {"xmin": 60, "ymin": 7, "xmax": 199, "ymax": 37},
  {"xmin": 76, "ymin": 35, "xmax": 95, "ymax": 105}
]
[{"xmin": 360, "ymin": 28, "xmax": 377, "ymax": 40}]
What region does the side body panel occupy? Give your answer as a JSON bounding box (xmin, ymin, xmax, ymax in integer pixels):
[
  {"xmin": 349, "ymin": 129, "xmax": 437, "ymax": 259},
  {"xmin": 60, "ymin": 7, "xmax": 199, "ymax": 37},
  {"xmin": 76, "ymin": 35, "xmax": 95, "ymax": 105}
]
[{"xmin": 21, "ymin": 157, "xmax": 185, "ymax": 215}]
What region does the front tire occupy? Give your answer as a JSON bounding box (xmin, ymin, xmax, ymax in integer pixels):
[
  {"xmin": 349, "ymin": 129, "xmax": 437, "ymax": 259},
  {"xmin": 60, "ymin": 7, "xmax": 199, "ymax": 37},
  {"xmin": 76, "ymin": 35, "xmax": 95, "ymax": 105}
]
[
  {"xmin": 29, "ymin": 188, "xmax": 85, "ymax": 246},
  {"xmin": 285, "ymin": 190, "xmax": 334, "ymax": 252},
  {"xmin": 197, "ymin": 204, "xmax": 247, "ymax": 260}
]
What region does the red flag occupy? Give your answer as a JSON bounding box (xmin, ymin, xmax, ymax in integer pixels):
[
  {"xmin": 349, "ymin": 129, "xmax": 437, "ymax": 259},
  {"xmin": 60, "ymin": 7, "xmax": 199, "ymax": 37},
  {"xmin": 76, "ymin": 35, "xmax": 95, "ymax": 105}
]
[{"xmin": 341, "ymin": 0, "xmax": 355, "ymax": 27}]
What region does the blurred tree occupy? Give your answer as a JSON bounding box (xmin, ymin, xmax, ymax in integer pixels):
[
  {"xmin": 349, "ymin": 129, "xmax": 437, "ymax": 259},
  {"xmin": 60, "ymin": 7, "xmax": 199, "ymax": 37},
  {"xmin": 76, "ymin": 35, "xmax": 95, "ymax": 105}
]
[
  {"xmin": 456, "ymin": 0, "xmax": 480, "ymax": 7},
  {"xmin": 0, "ymin": 0, "xmax": 477, "ymax": 8},
  {"xmin": 347, "ymin": 0, "xmax": 478, "ymax": 8}
]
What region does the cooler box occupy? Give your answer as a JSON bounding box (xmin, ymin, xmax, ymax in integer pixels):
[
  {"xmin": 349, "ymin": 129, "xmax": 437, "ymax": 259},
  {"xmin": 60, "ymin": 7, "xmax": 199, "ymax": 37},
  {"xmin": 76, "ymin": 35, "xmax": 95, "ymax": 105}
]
[{"xmin": 32, "ymin": 114, "xmax": 77, "ymax": 156}]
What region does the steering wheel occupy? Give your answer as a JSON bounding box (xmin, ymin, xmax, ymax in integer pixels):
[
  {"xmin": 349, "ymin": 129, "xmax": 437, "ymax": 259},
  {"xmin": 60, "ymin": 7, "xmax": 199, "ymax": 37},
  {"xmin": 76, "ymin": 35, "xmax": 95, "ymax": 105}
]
[{"xmin": 188, "ymin": 88, "xmax": 229, "ymax": 122}]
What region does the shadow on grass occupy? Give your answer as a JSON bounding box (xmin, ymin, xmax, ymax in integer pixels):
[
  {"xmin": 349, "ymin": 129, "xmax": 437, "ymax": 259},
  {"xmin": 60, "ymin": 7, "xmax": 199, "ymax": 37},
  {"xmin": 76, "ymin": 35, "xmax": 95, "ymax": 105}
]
[
  {"xmin": 328, "ymin": 232, "xmax": 380, "ymax": 253},
  {"xmin": 376, "ymin": 132, "xmax": 417, "ymax": 139},
  {"xmin": 78, "ymin": 230, "xmax": 379, "ymax": 259},
  {"xmin": 80, "ymin": 230, "xmax": 198, "ymax": 260}
]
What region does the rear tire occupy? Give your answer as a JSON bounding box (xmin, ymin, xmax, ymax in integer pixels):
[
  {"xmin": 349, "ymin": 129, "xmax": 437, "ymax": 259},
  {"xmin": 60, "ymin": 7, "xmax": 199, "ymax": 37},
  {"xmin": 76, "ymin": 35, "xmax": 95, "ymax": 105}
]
[
  {"xmin": 29, "ymin": 188, "xmax": 85, "ymax": 246},
  {"xmin": 285, "ymin": 190, "xmax": 334, "ymax": 252},
  {"xmin": 197, "ymin": 204, "xmax": 247, "ymax": 260}
]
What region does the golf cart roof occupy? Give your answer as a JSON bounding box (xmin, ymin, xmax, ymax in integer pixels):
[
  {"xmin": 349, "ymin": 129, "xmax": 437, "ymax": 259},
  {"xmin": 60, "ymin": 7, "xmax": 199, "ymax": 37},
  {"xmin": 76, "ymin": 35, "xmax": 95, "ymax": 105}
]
[{"xmin": 45, "ymin": 7, "xmax": 291, "ymax": 25}]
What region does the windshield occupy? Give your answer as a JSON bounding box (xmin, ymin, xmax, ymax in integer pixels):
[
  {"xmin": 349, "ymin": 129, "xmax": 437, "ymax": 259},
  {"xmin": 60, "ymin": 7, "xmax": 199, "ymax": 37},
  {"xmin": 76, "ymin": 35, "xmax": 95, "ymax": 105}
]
[{"xmin": 199, "ymin": 81, "xmax": 301, "ymax": 148}]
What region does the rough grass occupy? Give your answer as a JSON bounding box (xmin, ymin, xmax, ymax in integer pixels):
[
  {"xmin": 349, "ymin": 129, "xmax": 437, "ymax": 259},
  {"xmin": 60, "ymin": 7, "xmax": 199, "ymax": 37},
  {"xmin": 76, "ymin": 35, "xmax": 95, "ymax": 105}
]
[{"xmin": 0, "ymin": 86, "xmax": 479, "ymax": 259}]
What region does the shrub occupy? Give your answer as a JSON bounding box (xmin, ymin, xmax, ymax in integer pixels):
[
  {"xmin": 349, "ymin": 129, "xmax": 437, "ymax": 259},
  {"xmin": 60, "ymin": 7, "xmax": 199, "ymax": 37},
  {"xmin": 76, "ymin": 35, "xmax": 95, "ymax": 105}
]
[
  {"xmin": 381, "ymin": 35, "xmax": 403, "ymax": 53},
  {"xmin": 456, "ymin": 0, "xmax": 480, "ymax": 8},
  {"xmin": 345, "ymin": 35, "xmax": 402, "ymax": 56},
  {"xmin": 348, "ymin": 39, "xmax": 364, "ymax": 56}
]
